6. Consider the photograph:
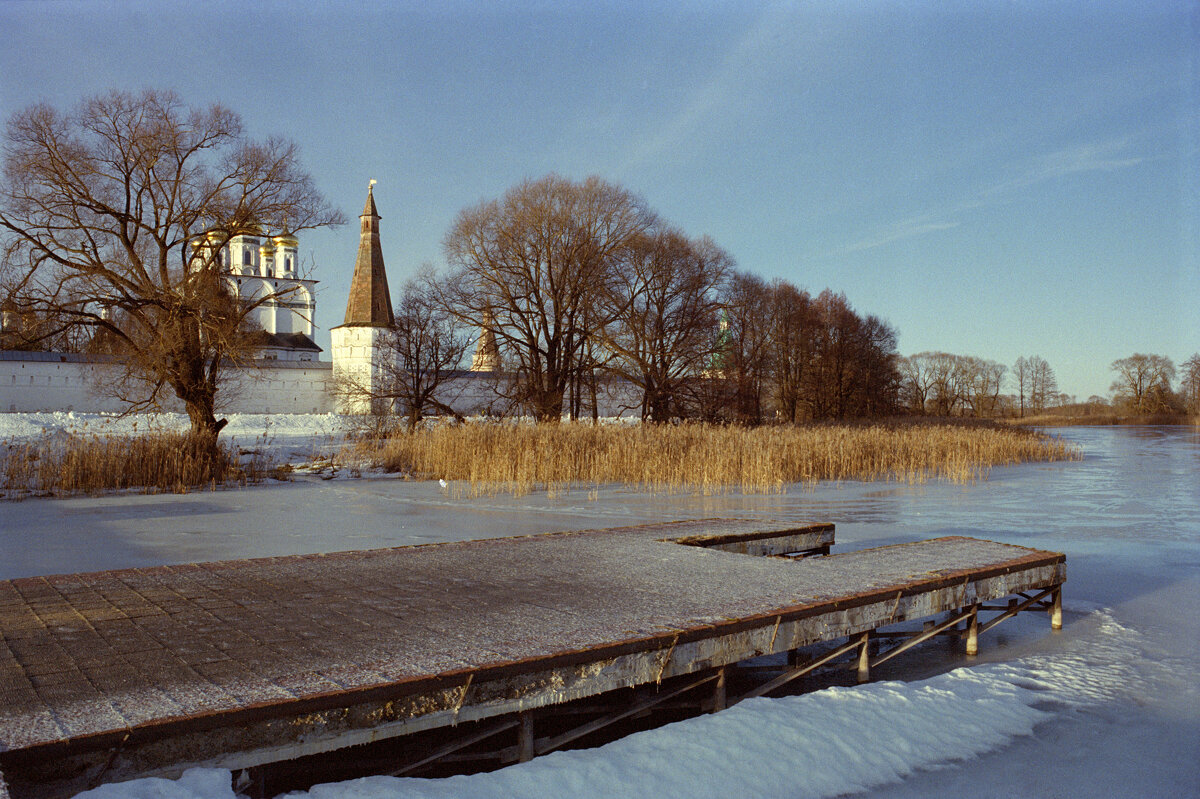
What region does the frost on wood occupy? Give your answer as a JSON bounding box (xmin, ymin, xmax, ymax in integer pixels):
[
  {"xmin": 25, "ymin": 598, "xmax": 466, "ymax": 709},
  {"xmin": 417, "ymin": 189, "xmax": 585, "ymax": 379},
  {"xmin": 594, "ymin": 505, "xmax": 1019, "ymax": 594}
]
[{"xmin": 0, "ymin": 520, "xmax": 1059, "ymax": 758}]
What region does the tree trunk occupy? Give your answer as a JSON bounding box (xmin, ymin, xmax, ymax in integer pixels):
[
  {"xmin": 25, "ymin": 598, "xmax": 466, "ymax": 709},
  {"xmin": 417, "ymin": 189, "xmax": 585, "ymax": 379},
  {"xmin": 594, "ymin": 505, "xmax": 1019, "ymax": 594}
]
[{"xmin": 182, "ymin": 393, "xmax": 226, "ymax": 441}]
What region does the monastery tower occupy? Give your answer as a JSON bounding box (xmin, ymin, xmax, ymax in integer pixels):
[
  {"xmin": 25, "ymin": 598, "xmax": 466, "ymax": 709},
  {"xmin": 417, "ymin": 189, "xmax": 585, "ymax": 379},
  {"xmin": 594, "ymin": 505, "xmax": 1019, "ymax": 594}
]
[
  {"xmin": 470, "ymin": 310, "xmax": 500, "ymax": 372},
  {"xmin": 331, "ymin": 182, "xmax": 394, "ymax": 412}
]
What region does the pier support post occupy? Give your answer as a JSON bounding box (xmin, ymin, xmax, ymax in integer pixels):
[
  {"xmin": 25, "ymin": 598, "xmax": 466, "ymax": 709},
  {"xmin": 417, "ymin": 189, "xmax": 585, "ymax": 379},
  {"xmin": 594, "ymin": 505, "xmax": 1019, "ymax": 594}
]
[
  {"xmin": 712, "ymin": 666, "xmax": 727, "ymax": 713},
  {"xmin": 517, "ymin": 712, "xmax": 534, "ymax": 763},
  {"xmin": 1050, "ymin": 586, "xmax": 1063, "ymax": 630},
  {"xmin": 856, "ymin": 632, "xmax": 871, "ymax": 684},
  {"xmin": 965, "ymin": 605, "xmax": 979, "ymax": 657}
]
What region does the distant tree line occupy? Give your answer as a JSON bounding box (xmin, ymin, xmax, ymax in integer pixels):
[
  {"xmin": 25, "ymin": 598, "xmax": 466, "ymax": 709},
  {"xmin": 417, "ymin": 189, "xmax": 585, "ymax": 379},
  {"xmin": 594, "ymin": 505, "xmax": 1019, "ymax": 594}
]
[
  {"xmin": 374, "ymin": 174, "xmax": 903, "ymax": 425},
  {"xmin": 898, "ymin": 352, "xmax": 1058, "ymax": 418},
  {"xmin": 894, "ymin": 350, "xmax": 1200, "ymax": 419}
]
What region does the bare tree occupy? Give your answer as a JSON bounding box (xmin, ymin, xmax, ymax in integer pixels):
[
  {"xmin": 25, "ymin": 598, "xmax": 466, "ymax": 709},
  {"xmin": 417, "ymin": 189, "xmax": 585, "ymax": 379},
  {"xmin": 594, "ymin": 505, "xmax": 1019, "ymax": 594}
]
[
  {"xmin": 0, "ymin": 90, "xmax": 342, "ymax": 439},
  {"xmin": 801, "ymin": 291, "xmax": 898, "ymax": 420},
  {"xmin": 1110, "ymin": 353, "xmax": 1176, "ymax": 414},
  {"xmin": 961, "ymin": 356, "xmax": 1007, "ymax": 418},
  {"xmin": 1028, "ymin": 356, "xmax": 1058, "ymax": 413},
  {"xmin": 917, "ymin": 352, "xmax": 967, "ymax": 416},
  {"xmin": 336, "ymin": 273, "xmax": 472, "ymax": 430},
  {"xmin": 600, "ymin": 228, "xmax": 730, "ymax": 421},
  {"xmin": 769, "ymin": 280, "xmax": 817, "ymax": 423},
  {"xmin": 899, "ymin": 352, "xmax": 937, "ymax": 415},
  {"xmin": 718, "ymin": 271, "xmax": 775, "ymax": 423},
  {"xmin": 1181, "ymin": 353, "xmax": 1200, "ymax": 416},
  {"xmin": 442, "ymin": 175, "xmax": 656, "ymax": 422},
  {"xmin": 1012, "ymin": 355, "xmax": 1058, "ymax": 414},
  {"xmin": 1013, "ymin": 356, "xmax": 1031, "ymax": 417},
  {"xmin": 854, "ymin": 313, "xmax": 902, "ymax": 417}
]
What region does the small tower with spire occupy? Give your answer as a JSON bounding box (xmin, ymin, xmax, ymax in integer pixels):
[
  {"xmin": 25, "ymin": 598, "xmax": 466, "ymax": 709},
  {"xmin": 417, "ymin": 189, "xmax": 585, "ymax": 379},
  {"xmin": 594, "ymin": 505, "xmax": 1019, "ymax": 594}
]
[
  {"xmin": 470, "ymin": 310, "xmax": 501, "ymax": 372},
  {"xmin": 331, "ymin": 181, "xmax": 395, "ymax": 412}
]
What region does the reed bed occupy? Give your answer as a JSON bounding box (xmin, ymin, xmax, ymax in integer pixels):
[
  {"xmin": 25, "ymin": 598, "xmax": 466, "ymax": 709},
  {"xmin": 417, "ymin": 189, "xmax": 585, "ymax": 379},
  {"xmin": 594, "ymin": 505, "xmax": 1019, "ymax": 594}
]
[
  {"xmin": 345, "ymin": 421, "xmax": 1079, "ymax": 497},
  {"xmin": 0, "ymin": 432, "xmax": 281, "ymax": 498}
]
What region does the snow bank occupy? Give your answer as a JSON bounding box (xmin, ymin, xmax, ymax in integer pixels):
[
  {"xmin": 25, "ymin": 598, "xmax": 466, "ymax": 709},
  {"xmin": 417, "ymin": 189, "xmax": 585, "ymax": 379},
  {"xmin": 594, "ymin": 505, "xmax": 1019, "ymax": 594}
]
[
  {"xmin": 0, "ymin": 412, "xmax": 350, "ymax": 442},
  {"xmin": 72, "ymin": 609, "xmax": 1136, "ymax": 799}
]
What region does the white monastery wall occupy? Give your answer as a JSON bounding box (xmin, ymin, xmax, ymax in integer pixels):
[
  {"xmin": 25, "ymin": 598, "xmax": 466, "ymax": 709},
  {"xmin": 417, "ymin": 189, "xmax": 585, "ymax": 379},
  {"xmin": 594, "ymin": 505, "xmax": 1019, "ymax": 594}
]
[
  {"xmin": 0, "ymin": 352, "xmax": 645, "ymax": 419},
  {"xmin": 0, "ymin": 354, "xmax": 332, "ymax": 415}
]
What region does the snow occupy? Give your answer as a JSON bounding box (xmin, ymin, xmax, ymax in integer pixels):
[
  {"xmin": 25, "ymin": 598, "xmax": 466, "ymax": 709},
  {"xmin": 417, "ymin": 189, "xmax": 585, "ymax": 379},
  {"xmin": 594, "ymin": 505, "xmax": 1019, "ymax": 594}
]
[
  {"xmin": 0, "ymin": 419, "xmax": 1195, "ymax": 798},
  {"xmin": 0, "ymin": 411, "xmax": 350, "ymax": 453}
]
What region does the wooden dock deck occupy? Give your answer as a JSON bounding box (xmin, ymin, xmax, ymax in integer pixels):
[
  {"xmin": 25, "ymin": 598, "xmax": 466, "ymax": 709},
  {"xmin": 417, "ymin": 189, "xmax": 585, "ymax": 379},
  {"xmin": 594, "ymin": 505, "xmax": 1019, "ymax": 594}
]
[{"xmin": 0, "ymin": 519, "xmax": 1064, "ymax": 797}]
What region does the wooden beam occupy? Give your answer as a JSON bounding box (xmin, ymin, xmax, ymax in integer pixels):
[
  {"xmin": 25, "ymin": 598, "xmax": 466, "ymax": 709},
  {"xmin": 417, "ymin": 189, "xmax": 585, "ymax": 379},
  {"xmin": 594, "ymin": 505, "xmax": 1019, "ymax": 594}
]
[
  {"xmin": 712, "ymin": 667, "xmax": 727, "ymax": 713},
  {"xmin": 388, "ymin": 718, "xmax": 520, "ymax": 777},
  {"xmin": 978, "ymin": 586, "xmax": 1056, "ymax": 635},
  {"xmin": 532, "ymin": 673, "xmax": 718, "ymax": 758},
  {"xmin": 735, "ymin": 637, "xmax": 863, "ymax": 703},
  {"xmin": 870, "ymin": 608, "xmax": 974, "ymax": 669}
]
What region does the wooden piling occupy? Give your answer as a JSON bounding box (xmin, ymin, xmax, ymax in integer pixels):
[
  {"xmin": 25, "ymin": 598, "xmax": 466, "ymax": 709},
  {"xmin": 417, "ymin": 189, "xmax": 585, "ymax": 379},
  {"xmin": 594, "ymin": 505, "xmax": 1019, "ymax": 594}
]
[
  {"xmin": 856, "ymin": 632, "xmax": 871, "ymax": 684},
  {"xmin": 965, "ymin": 605, "xmax": 979, "ymax": 656}
]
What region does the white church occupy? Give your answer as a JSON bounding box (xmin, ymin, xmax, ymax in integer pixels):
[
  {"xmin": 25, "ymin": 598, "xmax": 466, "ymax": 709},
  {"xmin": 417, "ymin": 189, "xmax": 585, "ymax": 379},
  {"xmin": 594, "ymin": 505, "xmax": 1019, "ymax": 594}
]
[{"xmin": 197, "ymin": 226, "xmax": 321, "ymax": 363}]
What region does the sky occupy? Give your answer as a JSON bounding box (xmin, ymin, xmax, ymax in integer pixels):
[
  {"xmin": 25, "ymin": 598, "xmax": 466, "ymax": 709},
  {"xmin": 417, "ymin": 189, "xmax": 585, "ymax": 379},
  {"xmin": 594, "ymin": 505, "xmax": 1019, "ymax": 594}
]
[{"xmin": 0, "ymin": 0, "xmax": 1195, "ymax": 401}]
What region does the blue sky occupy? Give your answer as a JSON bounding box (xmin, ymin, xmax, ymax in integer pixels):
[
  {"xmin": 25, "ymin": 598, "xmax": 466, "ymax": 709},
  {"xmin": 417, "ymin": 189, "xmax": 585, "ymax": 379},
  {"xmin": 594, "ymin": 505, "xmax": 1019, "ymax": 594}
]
[{"xmin": 1, "ymin": 0, "xmax": 1195, "ymax": 400}]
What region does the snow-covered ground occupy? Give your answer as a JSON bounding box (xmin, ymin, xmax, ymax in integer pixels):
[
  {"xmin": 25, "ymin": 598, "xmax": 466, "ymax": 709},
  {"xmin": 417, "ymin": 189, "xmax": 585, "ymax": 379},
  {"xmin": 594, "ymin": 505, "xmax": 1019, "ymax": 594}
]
[
  {"xmin": 0, "ymin": 419, "xmax": 1196, "ymax": 798},
  {"xmin": 0, "ymin": 411, "xmax": 351, "ymax": 454}
]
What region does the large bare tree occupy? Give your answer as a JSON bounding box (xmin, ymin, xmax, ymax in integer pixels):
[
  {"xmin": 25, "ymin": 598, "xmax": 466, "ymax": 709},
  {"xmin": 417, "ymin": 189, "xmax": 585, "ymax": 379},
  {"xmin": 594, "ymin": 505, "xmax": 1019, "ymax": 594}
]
[
  {"xmin": 1110, "ymin": 353, "xmax": 1175, "ymax": 414},
  {"xmin": 718, "ymin": 271, "xmax": 775, "ymax": 423},
  {"xmin": 803, "ymin": 290, "xmax": 899, "ymax": 420},
  {"xmin": 960, "ymin": 356, "xmax": 1007, "ymax": 418},
  {"xmin": 442, "ymin": 174, "xmax": 656, "ymax": 422},
  {"xmin": 1012, "ymin": 355, "xmax": 1057, "ymax": 416},
  {"xmin": 769, "ymin": 280, "xmax": 817, "ymax": 423},
  {"xmin": 0, "ymin": 89, "xmax": 342, "ymax": 439},
  {"xmin": 1181, "ymin": 353, "xmax": 1200, "ymax": 416},
  {"xmin": 599, "ymin": 228, "xmax": 730, "ymax": 422}
]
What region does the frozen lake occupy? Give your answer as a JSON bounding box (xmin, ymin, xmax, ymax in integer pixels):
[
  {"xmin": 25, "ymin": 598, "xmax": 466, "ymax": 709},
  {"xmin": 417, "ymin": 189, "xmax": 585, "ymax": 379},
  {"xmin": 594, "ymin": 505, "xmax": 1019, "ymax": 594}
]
[{"xmin": 2, "ymin": 424, "xmax": 1197, "ymax": 798}]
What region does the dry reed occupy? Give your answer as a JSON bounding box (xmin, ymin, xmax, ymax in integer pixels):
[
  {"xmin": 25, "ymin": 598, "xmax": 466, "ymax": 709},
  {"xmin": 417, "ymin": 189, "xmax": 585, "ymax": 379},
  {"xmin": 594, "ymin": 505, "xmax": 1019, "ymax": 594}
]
[
  {"xmin": 344, "ymin": 421, "xmax": 1079, "ymax": 497},
  {"xmin": 0, "ymin": 432, "xmax": 281, "ymax": 498}
]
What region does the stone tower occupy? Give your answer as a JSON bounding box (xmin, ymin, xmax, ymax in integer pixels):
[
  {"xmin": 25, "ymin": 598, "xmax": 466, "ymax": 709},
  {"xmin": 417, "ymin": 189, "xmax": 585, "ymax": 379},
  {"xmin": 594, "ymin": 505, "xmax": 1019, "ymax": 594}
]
[
  {"xmin": 470, "ymin": 310, "xmax": 500, "ymax": 372},
  {"xmin": 331, "ymin": 182, "xmax": 395, "ymax": 412}
]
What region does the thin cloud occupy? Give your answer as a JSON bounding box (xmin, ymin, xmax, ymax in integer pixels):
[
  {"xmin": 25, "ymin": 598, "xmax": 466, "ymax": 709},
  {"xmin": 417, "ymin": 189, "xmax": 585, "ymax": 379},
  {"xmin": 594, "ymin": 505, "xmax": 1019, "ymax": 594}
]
[
  {"xmin": 834, "ymin": 137, "xmax": 1144, "ymax": 257},
  {"xmin": 985, "ymin": 138, "xmax": 1144, "ymax": 198},
  {"xmin": 838, "ymin": 219, "xmax": 959, "ymax": 255}
]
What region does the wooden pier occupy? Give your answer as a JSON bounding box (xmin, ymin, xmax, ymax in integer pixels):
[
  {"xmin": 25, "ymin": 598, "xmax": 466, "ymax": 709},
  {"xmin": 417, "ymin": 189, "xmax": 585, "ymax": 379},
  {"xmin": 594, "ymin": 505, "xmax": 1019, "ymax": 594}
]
[{"xmin": 0, "ymin": 519, "xmax": 1064, "ymax": 797}]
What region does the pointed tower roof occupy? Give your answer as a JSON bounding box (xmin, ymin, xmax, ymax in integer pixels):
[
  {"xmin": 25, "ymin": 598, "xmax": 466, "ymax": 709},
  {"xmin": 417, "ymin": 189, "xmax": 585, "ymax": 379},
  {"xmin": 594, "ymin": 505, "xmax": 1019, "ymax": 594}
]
[
  {"xmin": 339, "ymin": 182, "xmax": 394, "ymax": 328},
  {"xmin": 470, "ymin": 312, "xmax": 501, "ymax": 372}
]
